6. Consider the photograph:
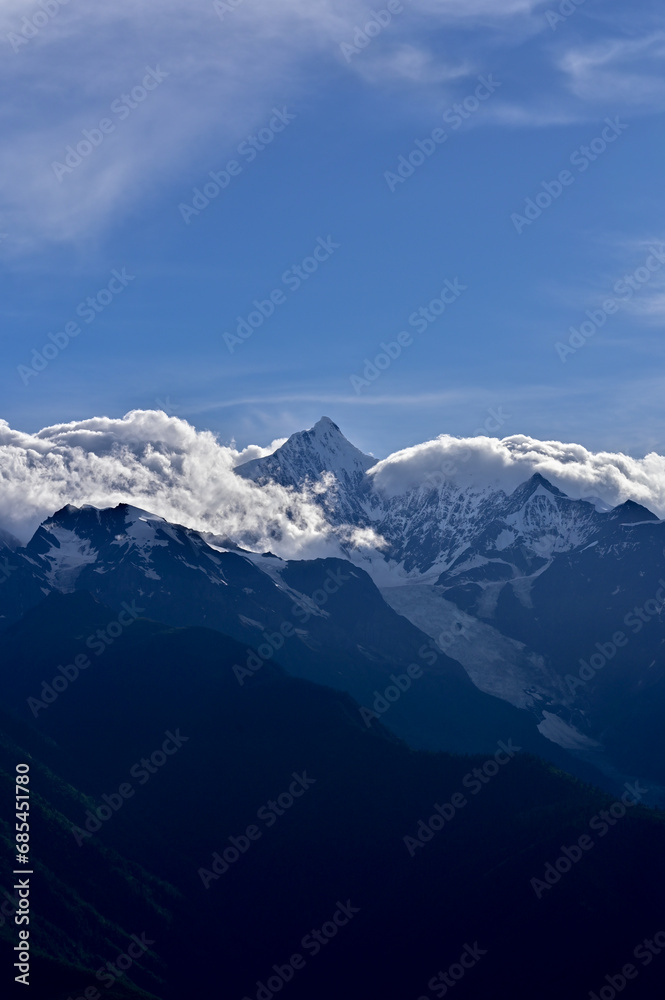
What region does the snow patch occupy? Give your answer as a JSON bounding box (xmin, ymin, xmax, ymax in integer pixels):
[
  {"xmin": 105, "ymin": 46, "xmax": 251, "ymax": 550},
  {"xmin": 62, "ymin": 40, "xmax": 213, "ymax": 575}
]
[
  {"xmin": 494, "ymin": 529, "xmax": 515, "ymax": 551},
  {"xmin": 40, "ymin": 525, "xmax": 98, "ymax": 591},
  {"xmin": 537, "ymin": 711, "xmax": 603, "ymax": 750},
  {"xmin": 381, "ymin": 583, "xmax": 562, "ymax": 710}
]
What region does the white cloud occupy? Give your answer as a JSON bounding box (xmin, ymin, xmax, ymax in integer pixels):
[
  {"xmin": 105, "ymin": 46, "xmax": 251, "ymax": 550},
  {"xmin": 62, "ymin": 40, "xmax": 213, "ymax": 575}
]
[
  {"xmin": 352, "ymin": 43, "xmax": 472, "ymax": 87},
  {"xmin": 0, "ymin": 0, "xmax": 559, "ymax": 251},
  {"xmin": 0, "ymin": 409, "xmax": 363, "ymax": 553},
  {"xmin": 369, "ymin": 432, "xmax": 665, "ymax": 514},
  {"xmin": 486, "ymin": 26, "xmax": 665, "ymax": 127},
  {"xmin": 558, "ymin": 33, "xmax": 665, "ymax": 106},
  {"xmin": 2, "ymin": 412, "xmax": 665, "ymax": 557},
  {"xmin": 414, "ymin": 0, "xmax": 544, "ymax": 18},
  {"xmin": 628, "ymin": 291, "xmax": 665, "ymax": 322},
  {"xmin": 0, "ymin": 0, "xmax": 662, "ymax": 250}
]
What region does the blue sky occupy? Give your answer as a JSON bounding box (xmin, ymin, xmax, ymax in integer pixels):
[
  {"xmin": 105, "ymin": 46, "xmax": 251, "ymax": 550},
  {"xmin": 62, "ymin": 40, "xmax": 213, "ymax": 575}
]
[{"xmin": 1, "ymin": 0, "xmax": 664, "ymax": 459}]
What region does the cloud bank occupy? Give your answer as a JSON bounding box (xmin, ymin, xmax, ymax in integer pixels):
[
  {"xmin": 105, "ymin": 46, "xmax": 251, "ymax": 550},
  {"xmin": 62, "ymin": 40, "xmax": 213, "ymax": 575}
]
[
  {"xmin": 1, "ymin": 413, "xmax": 663, "ymax": 559},
  {"xmin": 370, "ymin": 432, "xmax": 665, "ymax": 515},
  {"xmin": 0, "ymin": 409, "xmax": 376, "ymax": 555}
]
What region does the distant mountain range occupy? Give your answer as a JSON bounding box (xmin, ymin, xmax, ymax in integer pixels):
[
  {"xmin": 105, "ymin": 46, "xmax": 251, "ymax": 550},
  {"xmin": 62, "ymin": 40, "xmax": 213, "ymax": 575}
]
[
  {"xmin": 239, "ymin": 417, "xmax": 665, "ymax": 796},
  {"xmin": 3, "ymin": 416, "xmax": 663, "ymax": 800},
  {"xmin": 1, "ymin": 414, "xmax": 664, "ymax": 997}
]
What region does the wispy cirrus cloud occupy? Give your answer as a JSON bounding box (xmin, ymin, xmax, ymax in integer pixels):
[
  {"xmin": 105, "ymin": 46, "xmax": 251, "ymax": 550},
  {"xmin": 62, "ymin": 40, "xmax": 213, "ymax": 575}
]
[
  {"xmin": 486, "ymin": 21, "xmax": 665, "ymax": 126},
  {"xmin": 0, "ymin": 0, "xmax": 662, "ymax": 251},
  {"xmin": 558, "ymin": 31, "xmax": 665, "ymax": 106}
]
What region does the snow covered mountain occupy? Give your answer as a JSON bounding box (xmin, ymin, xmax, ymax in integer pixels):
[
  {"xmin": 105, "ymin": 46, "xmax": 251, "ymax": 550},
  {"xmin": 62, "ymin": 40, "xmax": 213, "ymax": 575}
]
[
  {"xmin": 234, "ymin": 418, "xmax": 649, "ymax": 583},
  {"xmin": 2, "ymin": 415, "xmax": 665, "ymax": 801},
  {"xmin": 236, "ymin": 416, "xmax": 377, "ymax": 527},
  {"xmin": 234, "ymin": 418, "xmax": 665, "ymax": 793},
  {"xmin": 2, "ymin": 499, "xmax": 598, "ymax": 786},
  {"xmin": 236, "ymin": 416, "xmax": 376, "ymax": 488}
]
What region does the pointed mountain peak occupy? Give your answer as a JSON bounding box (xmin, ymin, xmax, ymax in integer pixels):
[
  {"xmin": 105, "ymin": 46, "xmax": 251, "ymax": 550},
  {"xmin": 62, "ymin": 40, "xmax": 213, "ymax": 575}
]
[
  {"xmin": 312, "ymin": 416, "xmax": 341, "ymax": 432},
  {"xmin": 49, "ymin": 503, "xmax": 82, "ymax": 519},
  {"xmin": 607, "ymin": 498, "xmax": 659, "ymax": 523},
  {"xmin": 235, "ymin": 417, "xmax": 375, "ymax": 489},
  {"xmin": 295, "ymin": 416, "xmax": 345, "ymax": 445},
  {"xmin": 528, "ymin": 472, "xmax": 567, "ymax": 494},
  {"xmin": 509, "ymin": 472, "xmax": 569, "ymax": 505}
]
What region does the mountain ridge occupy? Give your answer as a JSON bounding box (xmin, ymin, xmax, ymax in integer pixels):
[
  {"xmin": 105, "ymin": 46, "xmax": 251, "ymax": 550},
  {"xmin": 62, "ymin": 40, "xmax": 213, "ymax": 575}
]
[{"xmin": 2, "ymin": 416, "xmax": 665, "ymax": 800}]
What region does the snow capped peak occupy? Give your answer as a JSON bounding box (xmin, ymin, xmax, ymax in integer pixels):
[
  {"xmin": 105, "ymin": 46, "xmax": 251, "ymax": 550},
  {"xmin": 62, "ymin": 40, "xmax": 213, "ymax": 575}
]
[
  {"xmin": 30, "ymin": 520, "xmax": 98, "ymax": 592},
  {"xmin": 294, "ymin": 415, "xmax": 375, "ymax": 472},
  {"xmin": 312, "ymin": 416, "xmax": 341, "ymax": 433},
  {"xmin": 508, "ymin": 473, "xmax": 568, "ymax": 504},
  {"xmin": 118, "ymin": 503, "xmax": 167, "ymax": 524},
  {"xmin": 46, "ymin": 502, "xmax": 167, "ymax": 531},
  {"xmin": 15, "ymin": 418, "xmax": 665, "ymax": 593},
  {"xmin": 235, "ymin": 416, "xmax": 376, "ymax": 489},
  {"xmin": 25, "ymin": 502, "xmax": 183, "ymax": 590},
  {"xmin": 115, "ymin": 506, "xmax": 168, "ymax": 545},
  {"xmin": 48, "ymin": 503, "xmax": 83, "ymax": 520}
]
